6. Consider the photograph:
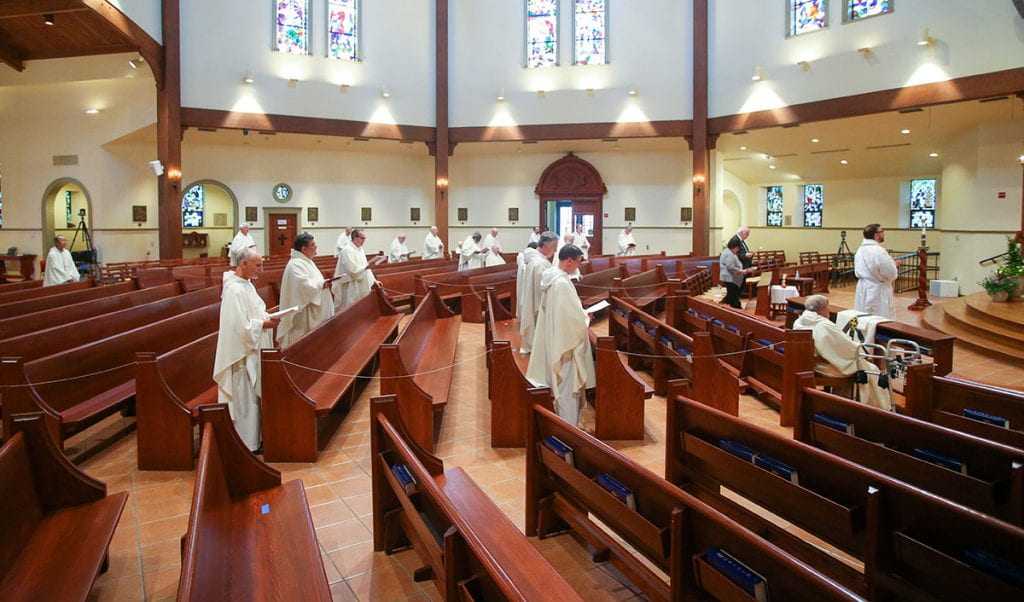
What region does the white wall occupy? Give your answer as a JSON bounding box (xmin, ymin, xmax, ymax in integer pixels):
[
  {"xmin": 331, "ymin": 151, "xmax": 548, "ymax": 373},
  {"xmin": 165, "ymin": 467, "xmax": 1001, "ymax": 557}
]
[
  {"xmin": 109, "ymin": 0, "xmax": 163, "ymax": 44},
  {"xmin": 180, "ymin": 0, "xmax": 434, "ymax": 126},
  {"xmin": 710, "ymin": 0, "xmax": 1024, "ymax": 117}
]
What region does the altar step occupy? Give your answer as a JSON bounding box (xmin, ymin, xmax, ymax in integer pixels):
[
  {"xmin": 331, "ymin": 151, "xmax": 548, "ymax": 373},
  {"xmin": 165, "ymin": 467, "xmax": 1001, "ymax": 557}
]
[{"xmin": 922, "ymin": 292, "xmax": 1024, "ymax": 363}]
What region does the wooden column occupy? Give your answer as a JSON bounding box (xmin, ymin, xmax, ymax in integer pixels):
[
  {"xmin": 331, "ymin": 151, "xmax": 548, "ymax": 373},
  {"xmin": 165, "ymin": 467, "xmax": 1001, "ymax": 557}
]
[
  {"xmin": 691, "ymin": 0, "xmax": 710, "ymax": 257},
  {"xmin": 434, "ymin": 0, "xmax": 450, "ymax": 247},
  {"xmin": 157, "ymin": 0, "xmax": 182, "ymax": 259}
]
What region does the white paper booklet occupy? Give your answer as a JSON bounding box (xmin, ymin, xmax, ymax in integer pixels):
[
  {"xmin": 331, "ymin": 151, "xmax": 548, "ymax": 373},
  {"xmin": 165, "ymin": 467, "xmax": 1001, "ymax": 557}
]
[
  {"xmin": 268, "ymin": 306, "xmax": 300, "ymax": 319},
  {"xmin": 585, "ymin": 300, "xmax": 610, "ymax": 314}
]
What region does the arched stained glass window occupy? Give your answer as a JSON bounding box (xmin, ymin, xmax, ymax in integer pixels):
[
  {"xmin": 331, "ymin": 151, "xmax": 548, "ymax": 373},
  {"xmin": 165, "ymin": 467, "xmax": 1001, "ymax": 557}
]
[
  {"xmin": 910, "ymin": 179, "xmax": 936, "ymax": 229},
  {"xmin": 183, "ymin": 185, "xmax": 205, "ymax": 228},
  {"xmin": 803, "ymin": 184, "xmax": 823, "ymax": 227},
  {"xmin": 327, "ymin": 0, "xmax": 359, "ymax": 61},
  {"xmin": 574, "ymin": 0, "xmax": 607, "ymax": 65},
  {"xmin": 787, "ymin": 0, "xmax": 828, "ymax": 37},
  {"xmin": 526, "ymin": 0, "xmax": 559, "ymax": 68},
  {"xmin": 767, "ymin": 186, "xmax": 784, "ymax": 227},
  {"xmin": 845, "ymin": 0, "xmax": 892, "ymax": 22},
  {"xmin": 274, "ymin": 0, "xmax": 311, "ymax": 55}
]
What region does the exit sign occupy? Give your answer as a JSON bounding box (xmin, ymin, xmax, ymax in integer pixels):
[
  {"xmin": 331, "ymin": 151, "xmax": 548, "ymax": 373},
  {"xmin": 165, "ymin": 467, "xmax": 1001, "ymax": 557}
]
[{"xmin": 998, "ymin": 192, "xmax": 1007, "ymax": 199}]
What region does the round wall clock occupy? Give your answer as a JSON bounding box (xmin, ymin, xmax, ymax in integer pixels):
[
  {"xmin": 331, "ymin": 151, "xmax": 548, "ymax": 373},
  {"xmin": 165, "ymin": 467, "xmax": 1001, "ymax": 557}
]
[{"xmin": 272, "ymin": 183, "xmax": 293, "ymax": 203}]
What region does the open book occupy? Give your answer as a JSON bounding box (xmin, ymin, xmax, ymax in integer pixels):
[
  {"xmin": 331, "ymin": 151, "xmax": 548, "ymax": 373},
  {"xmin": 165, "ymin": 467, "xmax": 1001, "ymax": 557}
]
[
  {"xmin": 585, "ymin": 300, "xmax": 610, "ymax": 314},
  {"xmin": 268, "ymin": 306, "xmax": 300, "ymax": 319}
]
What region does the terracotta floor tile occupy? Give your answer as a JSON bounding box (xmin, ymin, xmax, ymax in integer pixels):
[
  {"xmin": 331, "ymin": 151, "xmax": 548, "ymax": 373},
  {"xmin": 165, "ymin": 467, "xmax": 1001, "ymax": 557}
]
[
  {"xmin": 311, "ymin": 499, "xmax": 360, "ymax": 528},
  {"xmin": 140, "ymin": 540, "xmax": 182, "ymax": 575},
  {"xmin": 86, "ymin": 575, "xmax": 144, "ymax": 602},
  {"xmin": 141, "ymin": 567, "xmax": 180, "ymax": 600},
  {"xmin": 344, "ymin": 493, "xmax": 374, "ymax": 518},
  {"xmin": 344, "ymin": 563, "xmax": 423, "ymax": 601},
  {"xmin": 138, "ymin": 515, "xmax": 188, "ymax": 547},
  {"xmin": 305, "ymin": 483, "xmax": 343, "ymax": 507},
  {"xmin": 136, "ymin": 495, "xmax": 190, "ymax": 524},
  {"xmin": 328, "ymin": 541, "xmax": 409, "ymax": 579},
  {"xmin": 316, "ymin": 519, "xmax": 374, "ymax": 552},
  {"xmin": 329, "ymin": 475, "xmax": 373, "ymax": 499},
  {"xmin": 330, "ymin": 580, "xmax": 359, "ymax": 602}
]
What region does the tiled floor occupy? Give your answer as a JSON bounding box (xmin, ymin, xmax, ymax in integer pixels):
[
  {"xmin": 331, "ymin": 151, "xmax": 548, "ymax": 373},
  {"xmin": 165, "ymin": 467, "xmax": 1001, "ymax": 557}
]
[{"xmin": 77, "ymin": 285, "xmax": 1022, "ymax": 601}]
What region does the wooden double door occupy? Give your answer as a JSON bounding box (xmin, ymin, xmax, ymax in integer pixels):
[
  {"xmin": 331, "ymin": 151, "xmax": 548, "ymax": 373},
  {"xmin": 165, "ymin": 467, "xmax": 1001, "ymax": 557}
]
[{"xmin": 540, "ymin": 198, "xmax": 602, "ymax": 255}]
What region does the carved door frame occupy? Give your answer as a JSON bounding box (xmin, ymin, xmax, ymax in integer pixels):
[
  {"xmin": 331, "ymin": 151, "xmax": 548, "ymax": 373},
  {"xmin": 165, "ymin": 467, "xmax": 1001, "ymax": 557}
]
[{"xmin": 535, "ymin": 153, "xmax": 608, "ymax": 255}]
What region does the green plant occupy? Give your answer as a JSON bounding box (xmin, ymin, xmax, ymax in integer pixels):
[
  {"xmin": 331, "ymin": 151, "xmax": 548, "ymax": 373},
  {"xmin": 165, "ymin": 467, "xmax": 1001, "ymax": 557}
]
[
  {"xmin": 980, "ymin": 273, "xmax": 1018, "ymax": 296},
  {"xmin": 999, "ymin": 237, "xmax": 1024, "ymax": 278}
]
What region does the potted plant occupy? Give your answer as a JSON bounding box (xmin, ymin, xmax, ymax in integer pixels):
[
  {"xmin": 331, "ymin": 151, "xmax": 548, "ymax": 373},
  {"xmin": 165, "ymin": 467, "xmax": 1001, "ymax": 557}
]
[
  {"xmin": 1000, "ymin": 238, "xmax": 1024, "ymax": 299},
  {"xmin": 980, "ymin": 273, "xmax": 1017, "ymax": 302}
]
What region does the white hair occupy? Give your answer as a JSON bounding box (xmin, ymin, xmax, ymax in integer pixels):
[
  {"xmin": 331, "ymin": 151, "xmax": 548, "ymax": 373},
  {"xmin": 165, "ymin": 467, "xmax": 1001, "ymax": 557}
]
[{"xmin": 805, "ymin": 295, "xmax": 829, "ymax": 312}]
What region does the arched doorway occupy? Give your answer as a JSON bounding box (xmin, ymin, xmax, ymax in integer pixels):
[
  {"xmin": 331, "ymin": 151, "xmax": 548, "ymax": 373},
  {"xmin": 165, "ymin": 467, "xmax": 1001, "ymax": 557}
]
[
  {"xmin": 536, "ymin": 153, "xmax": 607, "ymax": 255},
  {"xmin": 180, "ymin": 179, "xmax": 239, "ymax": 259},
  {"xmin": 41, "ymin": 178, "xmax": 93, "ymax": 255},
  {"xmin": 721, "ymin": 190, "xmax": 743, "ymax": 249}
]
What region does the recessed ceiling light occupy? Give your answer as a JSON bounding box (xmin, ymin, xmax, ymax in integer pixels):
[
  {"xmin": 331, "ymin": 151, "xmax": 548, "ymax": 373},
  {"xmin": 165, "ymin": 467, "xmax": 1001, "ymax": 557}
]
[
  {"xmin": 929, "ymin": 152, "xmax": 939, "ymax": 158},
  {"xmin": 768, "ymin": 164, "xmax": 776, "ymax": 170},
  {"xmin": 751, "ymin": 66, "xmax": 763, "ymax": 82},
  {"xmin": 43, "ymin": 14, "xmax": 55, "ymax": 26},
  {"xmin": 381, "ymin": 87, "xmax": 390, "ymax": 98},
  {"xmin": 496, "ymin": 88, "xmax": 505, "ymax": 101},
  {"xmin": 243, "ymin": 71, "xmax": 255, "ymax": 85},
  {"xmin": 739, "ymin": 146, "xmax": 748, "ymax": 151},
  {"xmin": 900, "ymin": 129, "xmax": 911, "ymax": 135},
  {"xmin": 628, "ymin": 86, "xmax": 638, "ymax": 96},
  {"xmin": 85, "ymin": 108, "xmax": 100, "ymax": 115},
  {"xmin": 810, "ymin": 138, "xmax": 820, "ymax": 143},
  {"xmin": 840, "ymin": 159, "xmax": 849, "ymax": 165}
]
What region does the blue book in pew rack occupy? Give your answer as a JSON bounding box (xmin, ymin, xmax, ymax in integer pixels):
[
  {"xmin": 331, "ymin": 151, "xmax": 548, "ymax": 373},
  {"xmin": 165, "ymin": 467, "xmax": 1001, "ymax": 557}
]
[
  {"xmin": 813, "ymin": 413, "xmax": 855, "ymax": 435},
  {"xmin": 658, "ymin": 336, "xmax": 673, "ymax": 346},
  {"xmin": 704, "ymin": 547, "xmax": 769, "ymax": 602},
  {"xmin": 963, "ymin": 408, "xmax": 1010, "ymax": 428},
  {"xmin": 596, "ymin": 473, "xmax": 636, "ymax": 510},
  {"xmin": 390, "ymin": 464, "xmax": 417, "ymax": 495},
  {"xmin": 719, "ymin": 439, "xmax": 757, "ymax": 463},
  {"xmin": 912, "ymin": 448, "xmax": 967, "ymax": 474},
  {"xmin": 963, "ymin": 548, "xmax": 1024, "ymax": 589},
  {"xmin": 542, "ymin": 435, "xmax": 575, "ymax": 466},
  {"xmin": 754, "ymin": 454, "xmax": 800, "ymax": 485}
]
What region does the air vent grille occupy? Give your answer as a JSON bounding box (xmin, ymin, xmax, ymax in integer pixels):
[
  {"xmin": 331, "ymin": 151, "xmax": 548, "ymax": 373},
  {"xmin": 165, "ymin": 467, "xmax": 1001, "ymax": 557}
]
[{"xmin": 52, "ymin": 155, "xmax": 78, "ymax": 166}]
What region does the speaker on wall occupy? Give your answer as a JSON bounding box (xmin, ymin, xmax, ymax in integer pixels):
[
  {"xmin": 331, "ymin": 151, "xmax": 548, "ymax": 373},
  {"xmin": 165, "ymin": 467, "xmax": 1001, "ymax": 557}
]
[{"xmin": 1013, "ymin": 0, "xmax": 1024, "ymax": 19}]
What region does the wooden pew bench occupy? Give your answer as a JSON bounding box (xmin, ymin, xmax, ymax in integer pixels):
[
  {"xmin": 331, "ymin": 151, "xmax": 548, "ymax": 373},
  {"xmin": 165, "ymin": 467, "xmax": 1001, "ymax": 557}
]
[
  {"xmin": 593, "ymin": 336, "xmax": 653, "ymax": 440},
  {"xmin": 377, "ymin": 261, "xmax": 457, "ymax": 308},
  {"xmin": 525, "ymin": 404, "xmax": 864, "ymax": 602},
  {"xmin": 0, "ymin": 277, "xmax": 93, "ymax": 305},
  {"xmin": 613, "ymin": 265, "xmax": 678, "ymax": 315},
  {"xmin": 371, "ymin": 396, "xmax": 582, "ymax": 601},
  {"xmin": 415, "ymin": 263, "xmax": 513, "ymax": 309},
  {"xmin": 462, "ymin": 268, "xmax": 517, "ymax": 323},
  {"xmin": 0, "ymin": 280, "xmax": 137, "ymax": 320},
  {"xmin": 574, "ymin": 264, "xmax": 627, "ymax": 307},
  {"xmin": 380, "ymin": 287, "xmax": 460, "ymax": 453},
  {"xmin": 260, "ymin": 285, "xmax": 402, "ymax": 462},
  {"xmin": 0, "ymin": 279, "xmax": 42, "ymax": 294},
  {"xmin": 794, "ymin": 372, "xmax": 1024, "ymax": 526},
  {"xmin": 0, "ymin": 413, "xmax": 128, "ymax": 602},
  {"xmin": 177, "ymin": 405, "xmax": 330, "ymax": 601}
]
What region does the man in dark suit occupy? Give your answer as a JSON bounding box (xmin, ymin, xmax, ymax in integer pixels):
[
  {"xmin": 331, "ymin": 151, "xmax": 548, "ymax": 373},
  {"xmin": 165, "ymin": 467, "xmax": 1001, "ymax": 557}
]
[{"xmin": 727, "ymin": 226, "xmax": 753, "ymax": 268}]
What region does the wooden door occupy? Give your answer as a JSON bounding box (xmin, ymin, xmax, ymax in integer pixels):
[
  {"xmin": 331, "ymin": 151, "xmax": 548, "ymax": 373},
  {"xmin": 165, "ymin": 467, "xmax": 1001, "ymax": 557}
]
[
  {"xmin": 268, "ymin": 214, "xmax": 298, "ymax": 256},
  {"xmin": 572, "ymin": 200, "xmax": 602, "ymax": 255}
]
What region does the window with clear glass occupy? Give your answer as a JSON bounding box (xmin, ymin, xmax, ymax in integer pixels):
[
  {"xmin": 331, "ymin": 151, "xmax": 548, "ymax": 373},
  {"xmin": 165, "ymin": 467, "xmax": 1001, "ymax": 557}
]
[
  {"xmin": 327, "ymin": 0, "xmax": 359, "ymax": 60},
  {"xmin": 844, "ymin": 0, "xmax": 892, "ymax": 22},
  {"xmin": 526, "ymin": 0, "xmax": 559, "ymax": 68},
  {"xmin": 910, "ymin": 178, "xmax": 936, "ymax": 229},
  {"xmin": 274, "ymin": 0, "xmax": 311, "ymax": 55},
  {"xmin": 787, "ymin": 0, "xmax": 828, "ymax": 37},
  {"xmin": 183, "ymin": 185, "xmax": 205, "ymax": 228},
  {"xmin": 803, "ymin": 184, "xmax": 823, "ymax": 227},
  {"xmin": 767, "ymin": 186, "xmax": 784, "ymax": 227},
  {"xmin": 574, "ymin": 0, "xmax": 607, "ymax": 65}
]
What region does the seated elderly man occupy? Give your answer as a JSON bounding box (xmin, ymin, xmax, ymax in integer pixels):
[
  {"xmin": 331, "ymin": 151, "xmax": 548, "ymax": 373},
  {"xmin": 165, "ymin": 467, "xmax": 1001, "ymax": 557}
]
[{"xmin": 793, "ymin": 295, "xmax": 891, "ymax": 411}]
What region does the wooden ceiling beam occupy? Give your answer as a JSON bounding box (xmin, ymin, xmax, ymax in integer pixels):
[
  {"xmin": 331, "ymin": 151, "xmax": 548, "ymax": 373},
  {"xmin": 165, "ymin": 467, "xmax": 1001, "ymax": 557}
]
[
  {"xmin": 180, "ymin": 107, "xmax": 436, "ymax": 143},
  {"xmin": 79, "ymin": 0, "xmax": 162, "ymax": 86},
  {"xmin": 0, "ymin": 31, "xmax": 24, "ymax": 71},
  {"xmin": 0, "ymin": 0, "xmax": 88, "ymax": 19}
]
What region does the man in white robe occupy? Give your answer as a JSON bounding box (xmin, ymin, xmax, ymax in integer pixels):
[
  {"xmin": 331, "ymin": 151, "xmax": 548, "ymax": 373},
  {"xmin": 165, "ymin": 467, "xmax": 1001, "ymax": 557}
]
[
  {"xmin": 388, "ymin": 233, "xmax": 412, "ymax": 263},
  {"xmin": 277, "ymin": 233, "xmax": 333, "ymax": 347},
  {"xmin": 574, "ymin": 224, "xmax": 591, "ymax": 259},
  {"xmin": 213, "ymin": 249, "xmax": 278, "ymax": 451},
  {"xmin": 516, "ymin": 243, "xmax": 540, "ymax": 317},
  {"xmin": 528, "ymin": 226, "xmax": 541, "ymax": 245},
  {"xmin": 423, "ymin": 226, "xmax": 445, "ymax": 259},
  {"xmin": 519, "ymin": 231, "xmax": 558, "ymax": 355},
  {"xmin": 617, "ymin": 225, "xmax": 637, "ymax": 256},
  {"xmin": 43, "ymin": 236, "xmax": 79, "ymax": 286},
  {"xmin": 557, "ymin": 232, "xmax": 575, "ymax": 253},
  {"xmin": 526, "ymin": 244, "xmax": 596, "ymax": 427},
  {"xmin": 794, "ymin": 295, "xmax": 891, "ymax": 411},
  {"xmin": 334, "ymin": 228, "xmax": 382, "ymax": 311},
  {"xmin": 335, "ymin": 226, "xmax": 353, "ymax": 257},
  {"xmin": 459, "ymin": 232, "xmax": 487, "ymax": 271},
  {"xmin": 228, "ymin": 224, "xmax": 257, "ymax": 266},
  {"xmin": 854, "ymin": 223, "xmax": 901, "ymax": 320},
  {"xmin": 482, "ymin": 228, "xmax": 505, "ymax": 266}
]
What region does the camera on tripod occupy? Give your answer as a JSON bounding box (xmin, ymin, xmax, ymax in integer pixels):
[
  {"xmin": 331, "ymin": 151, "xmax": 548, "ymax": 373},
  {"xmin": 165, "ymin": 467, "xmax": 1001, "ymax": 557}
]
[{"xmin": 78, "ymin": 208, "xmax": 87, "ymax": 218}]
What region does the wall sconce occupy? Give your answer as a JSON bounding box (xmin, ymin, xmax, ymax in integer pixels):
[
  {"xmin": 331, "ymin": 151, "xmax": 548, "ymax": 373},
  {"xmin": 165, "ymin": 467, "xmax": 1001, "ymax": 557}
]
[
  {"xmin": 918, "ymin": 28, "xmax": 934, "ymax": 47},
  {"xmin": 857, "ymin": 47, "xmax": 873, "ymax": 58},
  {"xmin": 242, "ymin": 71, "xmax": 255, "ymax": 85},
  {"xmin": 436, "ymin": 177, "xmax": 449, "ymax": 196},
  {"xmin": 128, "ymin": 56, "xmax": 144, "ymax": 70},
  {"xmin": 796, "ymin": 60, "xmax": 810, "ymax": 71},
  {"xmin": 585, "ymin": 87, "xmax": 596, "ymax": 96},
  {"xmin": 339, "ymin": 83, "xmax": 350, "ymax": 92},
  {"xmin": 628, "ymin": 85, "xmax": 638, "ymax": 96},
  {"xmin": 167, "ymin": 168, "xmax": 182, "ymax": 181},
  {"xmin": 751, "ymin": 66, "xmax": 763, "ymax": 81},
  {"xmin": 1019, "ymin": 153, "xmax": 1024, "ymax": 165},
  {"xmin": 381, "ymin": 87, "xmax": 390, "ymax": 98},
  {"xmin": 497, "ymin": 88, "xmax": 505, "ymax": 101},
  {"xmin": 693, "ymin": 175, "xmax": 705, "ymax": 194},
  {"xmin": 288, "ymin": 78, "xmax": 299, "ymax": 87}
]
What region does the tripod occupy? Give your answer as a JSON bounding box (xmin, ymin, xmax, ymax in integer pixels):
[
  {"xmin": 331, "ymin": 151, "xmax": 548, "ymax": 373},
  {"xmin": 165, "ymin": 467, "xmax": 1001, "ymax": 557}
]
[
  {"xmin": 69, "ymin": 211, "xmax": 99, "ymax": 279},
  {"xmin": 831, "ymin": 230, "xmax": 854, "ymax": 286}
]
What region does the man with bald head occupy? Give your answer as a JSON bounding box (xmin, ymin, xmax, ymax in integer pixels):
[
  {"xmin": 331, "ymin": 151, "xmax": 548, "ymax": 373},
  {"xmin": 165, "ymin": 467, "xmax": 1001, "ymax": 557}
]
[
  {"xmin": 423, "ymin": 226, "xmax": 445, "ymax": 259},
  {"xmin": 727, "ymin": 226, "xmax": 753, "ymax": 269},
  {"xmin": 335, "ymin": 228, "xmax": 380, "ymax": 311},
  {"xmin": 519, "ymin": 231, "xmax": 559, "ymax": 355},
  {"xmin": 228, "ymin": 224, "xmax": 257, "ymax": 266},
  {"xmin": 43, "ymin": 235, "xmax": 79, "ymax": 286},
  {"xmin": 389, "ymin": 233, "xmax": 412, "ymax": 263},
  {"xmin": 482, "ymin": 228, "xmax": 505, "ymax": 266}
]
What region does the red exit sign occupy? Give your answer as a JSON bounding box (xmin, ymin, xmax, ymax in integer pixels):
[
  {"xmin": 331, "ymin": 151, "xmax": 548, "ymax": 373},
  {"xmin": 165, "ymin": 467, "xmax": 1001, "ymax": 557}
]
[{"xmin": 998, "ymin": 192, "xmax": 1007, "ymax": 199}]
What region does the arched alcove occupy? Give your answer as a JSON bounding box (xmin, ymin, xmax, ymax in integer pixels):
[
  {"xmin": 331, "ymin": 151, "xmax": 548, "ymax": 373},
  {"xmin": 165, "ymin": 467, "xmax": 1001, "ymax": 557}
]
[
  {"xmin": 535, "ymin": 153, "xmax": 608, "ymax": 254},
  {"xmin": 721, "ymin": 189, "xmax": 743, "ymax": 249},
  {"xmin": 40, "ymin": 177, "xmax": 93, "ymax": 255},
  {"xmin": 180, "ymin": 179, "xmax": 239, "ymax": 259}
]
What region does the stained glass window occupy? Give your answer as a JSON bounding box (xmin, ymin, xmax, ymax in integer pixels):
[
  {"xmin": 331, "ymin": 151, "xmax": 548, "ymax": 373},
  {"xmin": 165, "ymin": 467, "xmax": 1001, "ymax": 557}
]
[
  {"xmin": 526, "ymin": 0, "xmax": 558, "ymax": 68},
  {"xmin": 845, "ymin": 0, "xmax": 892, "ymax": 22},
  {"xmin": 274, "ymin": 0, "xmax": 310, "ymax": 55},
  {"xmin": 787, "ymin": 0, "xmax": 828, "ymax": 37},
  {"xmin": 183, "ymin": 185, "xmax": 205, "ymax": 229},
  {"xmin": 65, "ymin": 191, "xmax": 73, "ymax": 227},
  {"xmin": 767, "ymin": 186, "xmax": 784, "ymax": 227},
  {"xmin": 910, "ymin": 178, "xmax": 936, "ymax": 229},
  {"xmin": 574, "ymin": 0, "xmax": 607, "ymax": 65},
  {"xmin": 803, "ymin": 184, "xmax": 823, "ymax": 228},
  {"xmin": 327, "ymin": 0, "xmax": 359, "ymax": 61}
]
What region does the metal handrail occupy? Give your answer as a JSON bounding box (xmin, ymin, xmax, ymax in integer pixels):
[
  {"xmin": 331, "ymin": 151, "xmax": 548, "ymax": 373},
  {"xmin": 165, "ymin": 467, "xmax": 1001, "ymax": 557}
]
[{"xmin": 979, "ymin": 252, "xmax": 1008, "ymax": 266}]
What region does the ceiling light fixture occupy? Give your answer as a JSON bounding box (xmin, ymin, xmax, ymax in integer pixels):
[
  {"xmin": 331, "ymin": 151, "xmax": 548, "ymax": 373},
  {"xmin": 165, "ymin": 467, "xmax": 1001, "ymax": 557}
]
[
  {"xmin": 797, "ymin": 60, "xmax": 810, "ymax": 71},
  {"xmin": 739, "ymin": 146, "xmax": 748, "ymax": 151},
  {"xmin": 43, "ymin": 14, "xmax": 55, "ymax": 26},
  {"xmin": 929, "ymin": 152, "xmax": 939, "ymax": 158},
  {"xmin": 242, "ymin": 71, "xmax": 255, "ymax": 85},
  {"xmin": 339, "ymin": 83, "xmax": 350, "ymax": 92},
  {"xmin": 900, "ymin": 128, "xmax": 911, "ymax": 135},
  {"xmin": 585, "ymin": 88, "xmax": 595, "ymax": 96},
  {"xmin": 85, "ymin": 108, "xmax": 99, "ymax": 115},
  {"xmin": 497, "ymin": 88, "xmax": 505, "ymax": 101},
  {"xmin": 128, "ymin": 57, "xmax": 143, "ymax": 70},
  {"xmin": 769, "ymin": 165, "xmax": 776, "ymax": 170},
  {"xmin": 857, "ymin": 47, "xmax": 873, "ymax": 58},
  {"xmin": 628, "ymin": 86, "xmax": 638, "ymax": 96},
  {"xmin": 918, "ymin": 28, "xmax": 934, "ymax": 47},
  {"xmin": 536, "ymin": 89, "xmax": 546, "ymax": 98},
  {"xmin": 288, "ymin": 78, "xmax": 299, "ymax": 87},
  {"xmin": 764, "ymin": 154, "xmax": 773, "ymax": 160},
  {"xmin": 811, "ymin": 138, "xmax": 820, "ymax": 143},
  {"xmin": 751, "ymin": 66, "xmax": 763, "ymax": 82},
  {"xmin": 381, "ymin": 87, "xmax": 390, "ymax": 98},
  {"xmin": 840, "ymin": 159, "xmax": 849, "ymax": 165}
]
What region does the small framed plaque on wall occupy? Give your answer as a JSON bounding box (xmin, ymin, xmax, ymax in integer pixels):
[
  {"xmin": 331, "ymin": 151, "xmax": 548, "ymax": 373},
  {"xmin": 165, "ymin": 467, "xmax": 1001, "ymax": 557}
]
[
  {"xmin": 307, "ymin": 207, "xmax": 319, "ymax": 222},
  {"xmin": 410, "ymin": 207, "xmax": 421, "ymax": 222},
  {"xmin": 680, "ymin": 207, "xmax": 693, "ymax": 222},
  {"xmin": 457, "ymin": 208, "xmax": 468, "ymax": 222},
  {"xmin": 508, "ymin": 207, "xmax": 519, "ymax": 222},
  {"xmin": 132, "ymin": 205, "xmax": 147, "ymax": 223},
  {"xmin": 361, "ymin": 207, "xmax": 372, "ymax": 222},
  {"xmin": 624, "ymin": 207, "xmax": 636, "ymax": 222},
  {"xmin": 245, "ymin": 206, "xmax": 257, "ymax": 222}
]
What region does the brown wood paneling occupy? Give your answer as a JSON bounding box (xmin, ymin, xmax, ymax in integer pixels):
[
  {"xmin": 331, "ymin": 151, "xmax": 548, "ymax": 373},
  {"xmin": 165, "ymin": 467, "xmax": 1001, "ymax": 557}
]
[
  {"xmin": 180, "ymin": 107, "xmax": 436, "ymax": 143},
  {"xmin": 450, "ymin": 120, "xmax": 691, "ymax": 143}
]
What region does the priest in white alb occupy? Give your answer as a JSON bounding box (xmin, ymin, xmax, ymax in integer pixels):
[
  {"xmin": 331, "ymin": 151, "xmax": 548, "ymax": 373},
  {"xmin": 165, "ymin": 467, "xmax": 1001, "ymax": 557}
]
[
  {"xmin": 388, "ymin": 233, "xmax": 412, "ymax": 263},
  {"xmin": 853, "ymin": 223, "xmax": 901, "ymax": 320},
  {"xmin": 794, "ymin": 295, "xmax": 891, "ymax": 410},
  {"xmin": 482, "ymin": 228, "xmax": 505, "ymax": 266},
  {"xmin": 617, "ymin": 225, "xmax": 637, "ymax": 256},
  {"xmin": 423, "ymin": 226, "xmax": 445, "ymax": 259},
  {"xmin": 334, "ymin": 228, "xmax": 381, "ymax": 311},
  {"xmin": 459, "ymin": 232, "xmax": 487, "ymax": 271},
  {"xmin": 335, "ymin": 226, "xmax": 353, "ymax": 257},
  {"xmin": 526, "ymin": 244, "xmax": 596, "ymax": 427},
  {"xmin": 519, "ymin": 231, "xmax": 558, "ymax": 355},
  {"xmin": 277, "ymin": 233, "xmax": 333, "ymax": 347},
  {"xmin": 43, "ymin": 235, "xmax": 79, "ymax": 286},
  {"xmin": 228, "ymin": 224, "xmax": 256, "ymax": 266},
  {"xmin": 528, "ymin": 226, "xmax": 542, "ymax": 245},
  {"xmin": 574, "ymin": 223, "xmax": 591, "ymax": 259},
  {"xmin": 516, "ymin": 242, "xmax": 540, "ymax": 317},
  {"xmin": 212, "ymin": 248, "xmax": 279, "ymax": 451}
]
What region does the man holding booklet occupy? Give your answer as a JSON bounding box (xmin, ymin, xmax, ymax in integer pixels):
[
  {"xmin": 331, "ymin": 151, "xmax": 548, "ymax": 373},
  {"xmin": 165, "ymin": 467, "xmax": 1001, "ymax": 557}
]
[{"xmin": 334, "ymin": 228, "xmax": 386, "ymax": 312}]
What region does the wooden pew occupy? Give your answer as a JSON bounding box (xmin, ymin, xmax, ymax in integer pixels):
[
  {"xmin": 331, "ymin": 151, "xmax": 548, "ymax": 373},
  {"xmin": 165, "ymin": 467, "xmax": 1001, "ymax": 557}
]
[
  {"xmin": 0, "ymin": 413, "xmax": 128, "ymax": 602},
  {"xmin": 0, "ymin": 280, "xmax": 137, "ymax": 320},
  {"xmin": 612, "ymin": 265, "xmax": 679, "ymax": 315},
  {"xmin": 666, "ymin": 394, "xmax": 1024, "ymax": 598},
  {"xmin": 0, "ymin": 281, "xmax": 183, "ymax": 341},
  {"xmin": 594, "ymin": 336, "xmax": 653, "ymax": 440},
  {"xmin": 793, "ymin": 372, "xmax": 1024, "ymax": 526},
  {"xmin": 905, "ymin": 363, "xmax": 1024, "ymax": 450},
  {"xmin": 615, "ymin": 252, "xmax": 667, "ymax": 273},
  {"xmin": 415, "ymin": 263, "xmax": 515, "ymax": 310},
  {"xmin": 785, "ymin": 296, "xmax": 955, "ymax": 376},
  {"xmin": 260, "ymin": 285, "xmax": 402, "ymax": 462},
  {"xmin": 0, "ymin": 277, "xmax": 93, "ymax": 305},
  {"xmin": 371, "ymin": 396, "xmax": 582, "ymax": 601},
  {"xmin": 574, "ymin": 264, "xmax": 627, "ymax": 307},
  {"xmin": 377, "ymin": 261, "xmax": 458, "ymax": 307},
  {"xmin": 379, "ymin": 287, "xmax": 460, "ymax": 453},
  {"xmin": 525, "ymin": 404, "xmax": 864, "ymax": 602},
  {"xmin": 177, "ymin": 405, "xmax": 330, "ymax": 601},
  {"xmin": 0, "ymin": 279, "xmax": 42, "ymax": 294},
  {"xmin": 461, "ymin": 268, "xmax": 517, "ymax": 323},
  {"xmin": 483, "ymin": 289, "xmax": 555, "ymax": 448}
]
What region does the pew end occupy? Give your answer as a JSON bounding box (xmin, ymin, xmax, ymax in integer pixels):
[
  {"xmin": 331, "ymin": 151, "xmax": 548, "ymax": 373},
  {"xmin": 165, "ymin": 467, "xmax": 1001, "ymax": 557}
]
[
  {"xmin": 595, "ymin": 336, "xmax": 653, "ymax": 441},
  {"xmin": 1, "ymin": 356, "xmax": 62, "ymax": 445}
]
